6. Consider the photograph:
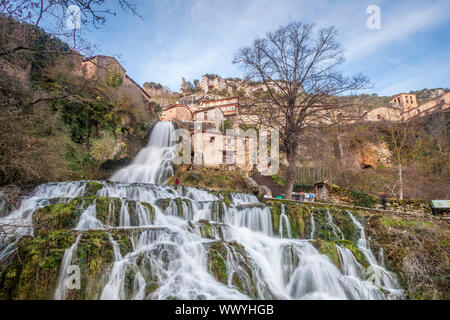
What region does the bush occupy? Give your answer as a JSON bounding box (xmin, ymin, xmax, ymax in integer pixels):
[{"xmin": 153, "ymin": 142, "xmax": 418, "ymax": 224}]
[
  {"xmin": 351, "ymin": 190, "xmax": 376, "ymax": 208},
  {"xmin": 106, "ymin": 70, "xmax": 123, "ymax": 88}
]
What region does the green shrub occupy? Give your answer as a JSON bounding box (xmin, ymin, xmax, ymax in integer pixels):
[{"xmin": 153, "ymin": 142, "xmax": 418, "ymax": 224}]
[{"xmin": 106, "ymin": 70, "xmax": 123, "ymax": 88}]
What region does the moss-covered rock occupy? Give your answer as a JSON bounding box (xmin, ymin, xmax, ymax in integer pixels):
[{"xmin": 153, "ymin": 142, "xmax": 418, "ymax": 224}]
[
  {"xmin": 155, "ymin": 198, "xmax": 186, "ymax": 218},
  {"xmin": 311, "ymin": 239, "xmax": 341, "ymax": 269},
  {"xmin": 205, "ymin": 240, "xmax": 260, "ymax": 298},
  {"xmin": 97, "ymin": 198, "xmax": 155, "ymax": 227},
  {"xmin": 171, "ymin": 167, "xmax": 257, "ymax": 194},
  {"xmin": 267, "ymin": 201, "xmax": 311, "ymax": 239},
  {"xmin": 363, "ymin": 212, "xmax": 450, "ymax": 299},
  {"xmin": 206, "ymin": 245, "xmax": 228, "ymax": 285},
  {"xmin": 334, "ymin": 239, "xmax": 369, "ymax": 269},
  {"xmin": 33, "ymin": 201, "xmax": 82, "ymax": 234},
  {"xmin": 266, "ymin": 200, "xmax": 361, "ymax": 244},
  {"xmin": 84, "ymin": 181, "xmax": 104, "ymax": 198},
  {"xmin": 0, "ymin": 231, "xmax": 78, "ymax": 299}
]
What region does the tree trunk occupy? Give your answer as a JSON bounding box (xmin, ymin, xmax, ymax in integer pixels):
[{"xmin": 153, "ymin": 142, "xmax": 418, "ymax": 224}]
[
  {"xmin": 284, "ymin": 145, "xmax": 298, "ymax": 200},
  {"xmin": 398, "ymin": 163, "xmax": 404, "ymax": 200}
]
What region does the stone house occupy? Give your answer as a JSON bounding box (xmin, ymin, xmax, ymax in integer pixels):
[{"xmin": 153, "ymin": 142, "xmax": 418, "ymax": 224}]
[
  {"xmin": 194, "ymin": 107, "xmax": 224, "ymax": 130},
  {"xmin": 160, "ymin": 104, "xmax": 193, "ymax": 122},
  {"xmin": 198, "ymin": 131, "xmax": 257, "ymax": 171},
  {"xmin": 80, "ymin": 55, "xmax": 152, "ymax": 105},
  {"xmin": 363, "ymin": 92, "xmax": 450, "ymax": 122}
]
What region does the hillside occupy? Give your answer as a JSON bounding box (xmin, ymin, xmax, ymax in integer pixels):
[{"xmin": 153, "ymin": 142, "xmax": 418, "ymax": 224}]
[
  {"xmin": 0, "ymin": 16, "xmax": 159, "ymax": 190},
  {"xmin": 171, "ymin": 73, "xmax": 449, "ymax": 200}
]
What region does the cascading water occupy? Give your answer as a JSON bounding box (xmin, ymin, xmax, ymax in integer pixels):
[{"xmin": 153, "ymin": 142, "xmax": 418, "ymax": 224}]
[
  {"xmin": 0, "ymin": 121, "xmax": 404, "ymax": 300},
  {"xmin": 279, "ymin": 204, "xmax": 292, "ymax": 239},
  {"xmin": 327, "ymin": 209, "xmax": 344, "ymax": 240},
  {"xmin": 110, "ymin": 121, "xmax": 176, "ymax": 184}
]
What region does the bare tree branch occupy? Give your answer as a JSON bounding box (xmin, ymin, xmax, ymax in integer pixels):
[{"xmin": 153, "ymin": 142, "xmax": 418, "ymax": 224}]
[{"xmin": 234, "ymin": 22, "xmax": 369, "ymax": 199}]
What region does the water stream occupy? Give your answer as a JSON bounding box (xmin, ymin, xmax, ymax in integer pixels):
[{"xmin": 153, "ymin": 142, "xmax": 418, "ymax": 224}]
[{"xmin": 0, "ymin": 121, "xmax": 404, "ymax": 300}]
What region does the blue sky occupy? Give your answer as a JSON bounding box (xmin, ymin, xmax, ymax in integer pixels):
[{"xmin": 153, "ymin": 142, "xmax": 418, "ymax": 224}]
[{"xmin": 83, "ymin": 0, "xmax": 450, "ymax": 96}]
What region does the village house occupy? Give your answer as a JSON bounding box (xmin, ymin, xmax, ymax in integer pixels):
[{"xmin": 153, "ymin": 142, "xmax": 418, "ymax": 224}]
[
  {"xmin": 194, "ymin": 130, "xmax": 257, "ymax": 171},
  {"xmin": 80, "ymin": 55, "xmax": 152, "ymax": 105},
  {"xmin": 160, "ymin": 104, "xmax": 193, "ymax": 122},
  {"xmin": 193, "ymin": 106, "xmax": 224, "ymax": 130},
  {"xmin": 199, "ymin": 97, "xmax": 239, "ymax": 117},
  {"xmin": 364, "ymin": 92, "xmax": 450, "ymax": 122}
]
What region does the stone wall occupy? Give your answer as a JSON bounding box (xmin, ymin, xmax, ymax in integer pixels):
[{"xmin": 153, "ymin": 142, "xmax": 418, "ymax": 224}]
[{"xmin": 375, "ymin": 199, "xmax": 432, "ymax": 214}]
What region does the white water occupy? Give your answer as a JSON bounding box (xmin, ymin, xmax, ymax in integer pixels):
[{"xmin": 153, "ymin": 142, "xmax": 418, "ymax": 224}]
[
  {"xmin": 310, "ymin": 211, "xmax": 316, "ymax": 240},
  {"xmin": 346, "ymin": 211, "xmax": 403, "ymax": 298},
  {"xmin": 54, "ymin": 234, "xmax": 82, "ymax": 300},
  {"xmin": 279, "ymin": 204, "xmax": 292, "ymax": 239},
  {"xmin": 110, "ymin": 121, "xmax": 176, "ymax": 184},
  {"xmin": 327, "ymin": 209, "xmax": 344, "ymax": 240},
  {"xmin": 0, "ymin": 121, "xmax": 404, "ymax": 300}
]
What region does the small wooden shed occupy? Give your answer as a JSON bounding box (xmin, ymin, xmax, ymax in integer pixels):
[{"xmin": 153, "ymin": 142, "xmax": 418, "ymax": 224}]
[{"xmin": 430, "ymin": 200, "xmax": 450, "ymax": 215}]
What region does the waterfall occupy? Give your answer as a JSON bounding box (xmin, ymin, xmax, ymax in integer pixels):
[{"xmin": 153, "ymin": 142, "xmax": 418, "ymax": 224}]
[
  {"xmin": 327, "ymin": 209, "xmax": 344, "ymax": 240},
  {"xmin": 279, "ymin": 204, "xmax": 292, "ymax": 238},
  {"xmin": 346, "ymin": 211, "xmax": 403, "ymax": 298},
  {"xmin": 54, "ymin": 234, "xmax": 82, "ymax": 300},
  {"xmin": 0, "ymin": 122, "xmax": 404, "ymax": 300},
  {"xmin": 110, "ymin": 121, "xmax": 176, "ymax": 184},
  {"xmin": 310, "ymin": 211, "xmax": 316, "ymax": 240}
]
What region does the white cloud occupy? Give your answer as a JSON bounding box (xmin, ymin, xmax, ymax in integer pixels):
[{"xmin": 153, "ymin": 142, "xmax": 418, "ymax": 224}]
[
  {"xmin": 343, "ymin": 2, "xmax": 449, "ymax": 61},
  {"xmin": 106, "ymin": 0, "xmax": 450, "ymax": 93}
]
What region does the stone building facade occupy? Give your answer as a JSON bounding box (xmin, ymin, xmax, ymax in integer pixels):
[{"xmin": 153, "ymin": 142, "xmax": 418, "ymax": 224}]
[
  {"xmin": 364, "ymin": 92, "xmax": 450, "ymax": 122},
  {"xmin": 80, "ymin": 55, "xmax": 152, "ymax": 104},
  {"xmin": 160, "ymin": 104, "xmax": 193, "ymax": 122}
]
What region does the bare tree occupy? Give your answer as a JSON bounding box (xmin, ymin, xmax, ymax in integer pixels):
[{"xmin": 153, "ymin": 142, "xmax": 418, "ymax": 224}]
[
  {"xmin": 233, "ymin": 22, "xmax": 368, "ymax": 199},
  {"xmin": 0, "ymin": 0, "xmax": 140, "ymax": 54},
  {"xmin": 381, "ymin": 110, "xmax": 418, "ymax": 200}
]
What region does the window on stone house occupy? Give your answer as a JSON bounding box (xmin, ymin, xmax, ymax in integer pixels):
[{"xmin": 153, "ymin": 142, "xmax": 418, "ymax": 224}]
[{"xmin": 210, "ymin": 136, "xmax": 215, "ymax": 143}]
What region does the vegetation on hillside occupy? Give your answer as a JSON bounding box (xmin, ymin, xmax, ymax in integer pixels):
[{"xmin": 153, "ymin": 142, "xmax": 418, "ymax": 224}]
[
  {"xmin": 282, "ymin": 111, "xmax": 450, "ymax": 200},
  {"xmin": 0, "ymin": 17, "xmax": 157, "ymax": 187}
]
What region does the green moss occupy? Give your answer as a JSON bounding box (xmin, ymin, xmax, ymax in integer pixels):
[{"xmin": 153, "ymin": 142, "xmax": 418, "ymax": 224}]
[
  {"xmin": 155, "ymin": 198, "xmax": 171, "ymax": 212},
  {"xmin": 145, "ymin": 282, "xmax": 160, "ymax": 296},
  {"xmin": 95, "ymin": 197, "xmax": 155, "ymax": 227},
  {"xmin": 267, "ymin": 201, "xmax": 310, "ymax": 238},
  {"xmin": 84, "ymin": 181, "xmax": 104, "ymax": 197},
  {"xmin": 217, "ymin": 190, "xmax": 233, "ymax": 208},
  {"xmin": 174, "ymin": 167, "xmax": 256, "ymax": 194},
  {"xmin": 207, "ymin": 248, "xmax": 228, "ymax": 285},
  {"xmin": 381, "ymin": 217, "xmax": 433, "ymax": 229},
  {"xmin": 285, "ymin": 204, "xmax": 308, "ymax": 239},
  {"xmin": 95, "ymin": 196, "xmax": 121, "ymax": 226},
  {"xmin": 198, "ymin": 220, "xmax": 213, "ymax": 239},
  {"xmin": 0, "ymin": 228, "xmax": 122, "ymax": 300},
  {"xmin": 0, "ymin": 231, "xmax": 77, "ymax": 300},
  {"xmin": 67, "ymin": 230, "xmax": 115, "ymax": 300},
  {"xmin": 335, "ymin": 240, "xmax": 369, "ymax": 269},
  {"xmin": 329, "ymin": 184, "xmax": 376, "ymax": 208},
  {"xmin": 140, "ymin": 202, "xmax": 155, "ymax": 224},
  {"xmin": 311, "ymin": 239, "xmax": 340, "ymax": 268},
  {"xmin": 33, "ymin": 201, "xmax": 81, "ymax": 233},
  {"xmin": 270, "ymin": 205, "xmax": 281, "ymax": 234}
]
